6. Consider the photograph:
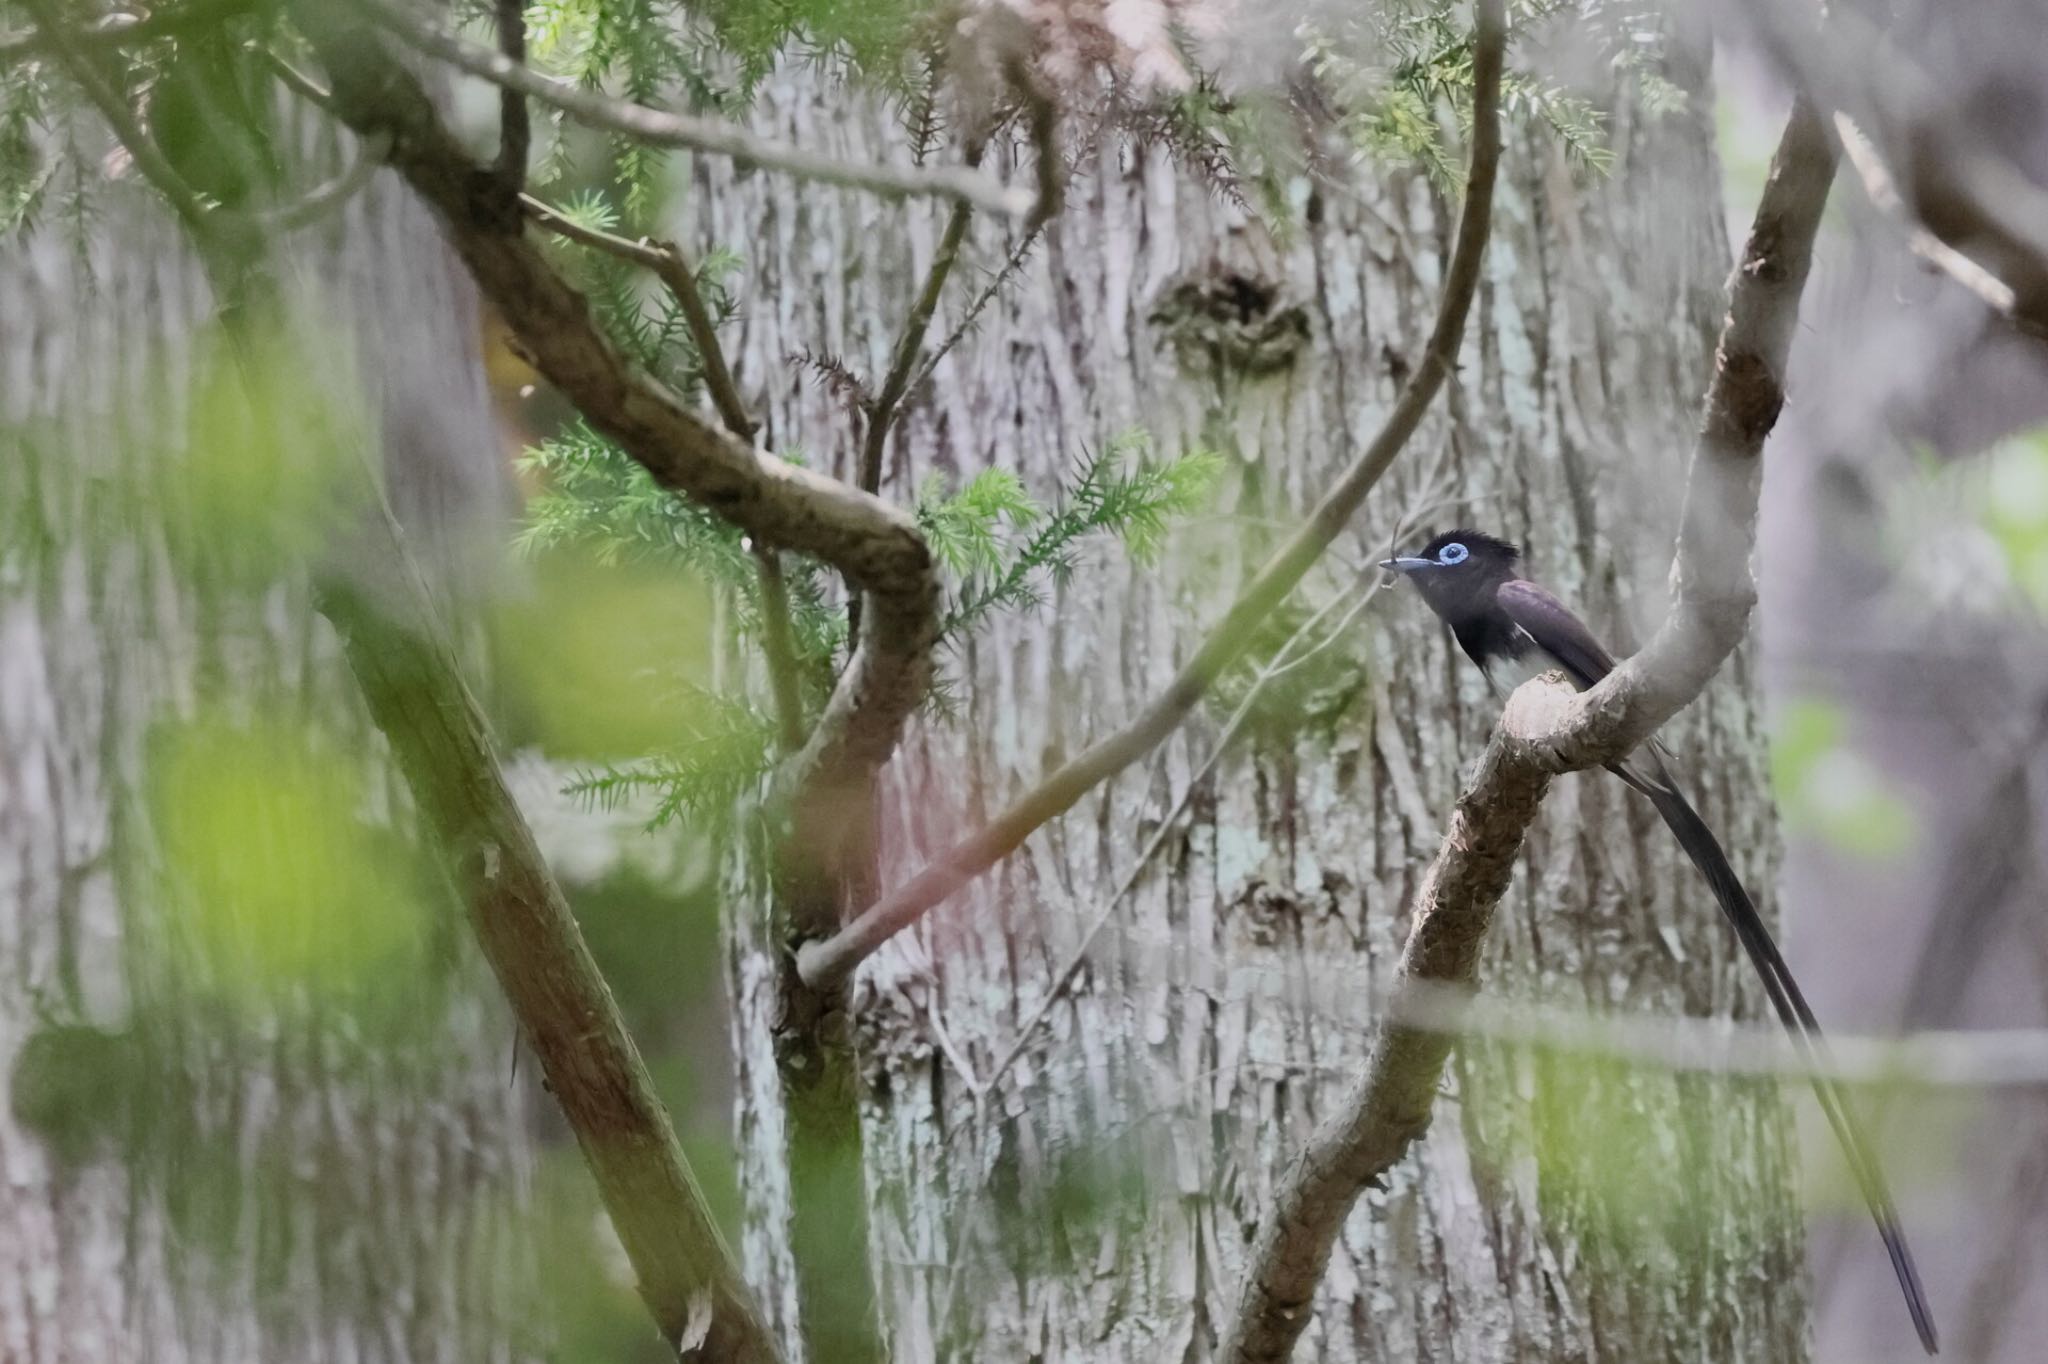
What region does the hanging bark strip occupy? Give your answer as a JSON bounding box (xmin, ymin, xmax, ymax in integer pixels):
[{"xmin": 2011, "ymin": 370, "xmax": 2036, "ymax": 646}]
[{"xmin": 1215, "ymin": 89, "xmax": 1840, "ymax": 1364}]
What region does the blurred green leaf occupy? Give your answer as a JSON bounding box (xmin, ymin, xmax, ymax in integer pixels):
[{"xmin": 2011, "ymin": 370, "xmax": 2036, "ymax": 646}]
[
  {"xmin": 492, "ymin": 548, "xmax": 716, "ymax": 761},
  {"xmin": 1981, "ymin": 431, "xmax": 2048, "ymax": 607},
  {"xmin": 163, "ymin": 328, "xmax": 367, "ymax": 588},
  {"xmin": 1770, "ymin": 697, "xmax": 1916, "ymax": 857},
  {"xmin": 146, "ymin": 710, "xmax": 435, "ymax": 1013}
]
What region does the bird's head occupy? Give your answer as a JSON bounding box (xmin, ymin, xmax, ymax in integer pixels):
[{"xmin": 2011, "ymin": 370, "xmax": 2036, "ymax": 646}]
[{"xmin": 1379, "ymin": 528, "xmax": 1521, "ymax": 611}]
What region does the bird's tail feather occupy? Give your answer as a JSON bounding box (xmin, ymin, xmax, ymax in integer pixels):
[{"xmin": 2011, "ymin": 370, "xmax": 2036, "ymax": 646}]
[{"xmin": 1624, "ymin": 771, "xmax": 1939, "ymax": 1355}]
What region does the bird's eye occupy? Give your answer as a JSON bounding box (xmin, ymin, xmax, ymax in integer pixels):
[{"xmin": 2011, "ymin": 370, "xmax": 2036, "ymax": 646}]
[{"xmin": 1438, "ymin": 542, "xmax": 1469, "ymax": 565}]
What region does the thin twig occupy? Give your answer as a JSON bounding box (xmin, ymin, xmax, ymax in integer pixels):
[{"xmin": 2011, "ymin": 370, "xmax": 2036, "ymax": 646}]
[
  {"xmin": 268, "ymin": 129, "xmax": 392, "ymax": 231},
  {"xmin": 354, "ymin": 0, "xmax": 1032, "ymax": 217},
  {"xmin": 517, "ymin": 194, "xmax": 810, "ymax": 753},
  {"xmin": 0, "ymin": 0, "xmax": 245, "ymax": 63},
  {"xmin": 1330, "ymin": 980, "xmax": 2048, "ymax": 1092},
  {"xmin": 907, "ymin": 220, "xmax": 1047, "ymax": 397},
  {"xmin": 1833, "ymin": 112, "xmax": 2039, "ymax": 336},
  {"xmin": 975, "ymin": 572, "xmax": 1386, "ymax": 1101},
  {"xmin": 860, "ymin": 188, "xmax": 977, "ymax": 496},
  {"xmin": 23, "ymin": 0, "xmax": 215, "ymax": 238},
  {"xmin": 794, "ymin": 0, "xmax": 1508, "ymax": 993}
]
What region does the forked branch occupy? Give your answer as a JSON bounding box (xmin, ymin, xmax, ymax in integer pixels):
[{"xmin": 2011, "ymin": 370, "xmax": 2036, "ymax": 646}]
[
  {"xmin": 1215, "ymin": 83, "xmax": 1838, "ymax": 1364},
  {"xmin": 794, "ymin": 0, "xmax": 1510, "ymax": 993}
]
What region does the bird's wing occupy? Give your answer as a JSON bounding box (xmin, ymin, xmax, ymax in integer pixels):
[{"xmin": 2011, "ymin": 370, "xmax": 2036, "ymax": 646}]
[{"xmin": 1493, "ymin": 578, "xmax": 1618, "ymax": 689}]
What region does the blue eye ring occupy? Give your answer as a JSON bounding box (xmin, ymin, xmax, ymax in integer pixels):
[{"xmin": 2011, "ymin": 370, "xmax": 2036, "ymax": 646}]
[{"xmin": 1438, "ymin": 542, "xmax": 1469, "ymax": 565}]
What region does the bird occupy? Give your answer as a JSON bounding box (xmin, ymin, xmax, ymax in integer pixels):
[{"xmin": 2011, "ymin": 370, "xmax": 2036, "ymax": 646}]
[{"xmin": 1380, "ymin": 527, "xmax": 1938, "ymax": 1355}]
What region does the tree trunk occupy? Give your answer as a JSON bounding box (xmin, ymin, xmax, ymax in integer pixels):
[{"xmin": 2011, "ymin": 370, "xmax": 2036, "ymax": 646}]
[
  {"xmin": 713, "ymin": 30, "xmax": 1810, "ymax": 1364},
  {"xmin": 0, "ymin": 171, "xmax": 534, "ymax": 1360}
]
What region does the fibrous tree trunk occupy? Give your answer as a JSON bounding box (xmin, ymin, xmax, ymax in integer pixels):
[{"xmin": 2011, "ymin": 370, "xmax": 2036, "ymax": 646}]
[
  {"xmin": 0, "ymin": 165, "xmax": 534, "ymax": 1360},
  {"xmin": 715, "ymin": 23, "xmax": 1809, "ymax": 1364}
]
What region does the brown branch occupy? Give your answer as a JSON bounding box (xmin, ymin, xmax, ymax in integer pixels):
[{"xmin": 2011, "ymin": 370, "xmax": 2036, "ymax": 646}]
[
  {"xmin": 318, "ymin": 512, "xmax": 781, "ymax": 1364},
  {"xmin": 293, "ymin": 8, "xmax": 936, "ymax": 819},
  {"xmin": 1215, "ymin": 77, "xmax": 1839, "ymax": 1364},
  {"xmin": 492, "ymin": 0, "xmax": 529, "ymax": 190},
  {"xmin": 793, "ymin": 0, "xmax": 1509, "ymax": 994},
  {"xmin": 859, "ymin": 189, "xmax": 976, "ymax": 496},
  {"xmin": 517, "ymin": 193, "xmax": 809, "ymax": 754},
  {"xmin": 352, "ymin": 0, "xmax": 1032, "ymax": 217}
]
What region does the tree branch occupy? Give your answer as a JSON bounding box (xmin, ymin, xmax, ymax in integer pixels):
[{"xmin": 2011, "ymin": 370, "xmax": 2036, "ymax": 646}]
[
  {"xmin": 1738, "ymin": 0, "xmax": 2048, "ymax": 339},
  {"xmin": 517, "ymin": 192, "xmax": 810, "ymax": 755},
  {"xmin": 1215, "ymin": 81, "xmax": 1838, "ymax": 1364},
  {"xmin": 22, "ymin": 0, "xmax": 215, "ymax": 238},
  {"xmin": 860, "ymin": 190, "xmax": 975, "ymax": 496},
  {"xmin": 293, "ymin": 6, "xmax": 937, "ymax": 824},
  {"xmin": 352, "ymin": 0, "xmax": 1031, "ymax": 217},
  {"xmin": 1833, "ymin": 112, "xmax": 2029, "ymax": 328},
  {"xmin": 492, "ymin": 0, "xmax": 529, "ymax": 191},
  {"xmin": 319, "ymin": 510, "xmax": 781, "ymax": 1364},
  {"xmin": 793, "ymin": 0, "xmax": 1509, "ymax": 994}
]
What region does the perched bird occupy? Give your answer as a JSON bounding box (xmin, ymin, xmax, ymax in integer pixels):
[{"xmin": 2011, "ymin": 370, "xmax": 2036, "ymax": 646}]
[{"xmin": 1381, "ymin": 528, "xmax": 1938, "ymax": 1355}]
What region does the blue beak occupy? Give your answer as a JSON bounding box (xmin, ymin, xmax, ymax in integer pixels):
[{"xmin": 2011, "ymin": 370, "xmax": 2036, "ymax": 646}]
[{"xmin": 1379, "ymin": 556, "xmax": 1435, "ymax": 574}]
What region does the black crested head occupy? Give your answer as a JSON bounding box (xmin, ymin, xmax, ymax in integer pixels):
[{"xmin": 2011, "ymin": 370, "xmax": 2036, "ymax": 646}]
[
  {"xmin": 1417, "ymin": 528, "xmax": 1519, "ymax": 566},
  {"xmin": 1379, "ymin": 527, "xmax": 1523, "ymax": 619}
]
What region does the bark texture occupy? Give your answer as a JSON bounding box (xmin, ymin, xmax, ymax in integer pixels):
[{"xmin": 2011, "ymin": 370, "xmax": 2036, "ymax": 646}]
[
  {"xmin": 710, "ymin": 30, "xmax": 1809, "ymax": 1364},
  {"xmin": 0, "ymin": 170, "xmax": 532, "ymax": 1360}
]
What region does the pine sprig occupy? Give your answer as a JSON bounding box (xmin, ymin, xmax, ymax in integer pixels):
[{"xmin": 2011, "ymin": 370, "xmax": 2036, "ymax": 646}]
[
  {"xmin": 924, "ymin": 433, "xmax": 1223, "ymax": 639},
  {"xmin": 564, "ymin": 686, "xmax": 781, "ymax": 830}
]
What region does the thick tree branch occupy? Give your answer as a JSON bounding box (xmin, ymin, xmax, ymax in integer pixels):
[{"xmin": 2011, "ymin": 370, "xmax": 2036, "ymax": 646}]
[
  {"xmin": 293, "ymin": 5, "xmax": 937, "ymax": 820},
  {"xmin": 318, "ymin": 519, "xmax": 780, "ymax": 1364},
  {"xmin": 352, "ymin": 0, "xmax": 1031, "ymax": 217},
  {"xmin": 1215, "ymin": 87, "xmax": 1839, "ymax": 1364},
  {"xmin": 794, "ymin": 0, "xmax": 1509, "ymax": 993}
]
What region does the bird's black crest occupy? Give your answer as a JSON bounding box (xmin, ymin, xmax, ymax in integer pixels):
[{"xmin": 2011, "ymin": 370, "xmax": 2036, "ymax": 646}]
[{"xmin": 1418, "ymin": 528, "xmax": 1520, "ymax": 562}]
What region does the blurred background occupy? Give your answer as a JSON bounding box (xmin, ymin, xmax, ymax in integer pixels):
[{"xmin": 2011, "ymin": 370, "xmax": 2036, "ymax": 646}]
[{"xmin": 4, "ymin": 1, "xmax": 2047, "ymax": 1361}]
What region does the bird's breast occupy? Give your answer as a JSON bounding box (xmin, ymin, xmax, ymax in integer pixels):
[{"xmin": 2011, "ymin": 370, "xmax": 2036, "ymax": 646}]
[{"xmin": 1479, "ymin": 630, "xmax": 1574, "ymax": 701}]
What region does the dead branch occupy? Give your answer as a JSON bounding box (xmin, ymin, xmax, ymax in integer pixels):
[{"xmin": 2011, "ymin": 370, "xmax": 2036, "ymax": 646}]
[
  {"xmin": 794, "ymin": 0, "xmax": 1509, "ymax": 994},
  {"xmin": 352, "ymin": 0, "xmax": 1031, "ymax": 217},
  {"xmin": 1214, "ymin": 82, "xmax": 1838, "ymax": 1364}
]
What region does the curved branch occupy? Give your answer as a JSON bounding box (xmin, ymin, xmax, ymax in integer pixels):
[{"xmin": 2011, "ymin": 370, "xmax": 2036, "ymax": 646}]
[
  {"xmin": 794, "ymin": 0, "xmax": 1510, "ymax": 994},
  {"xmin": 1215, "ymin": 78, "xmax": 1838, "ymax": 1364},
  {"xmin": 267, "ymin": 129, "xmax": 392, "ymax": 231},
  {"xmin": 293, "ymin": 4, "xmax": 938, "ymax": 814},
  {"xmin": 352, "ymin": 0, "xmax": 1032, "ymax": 217}
]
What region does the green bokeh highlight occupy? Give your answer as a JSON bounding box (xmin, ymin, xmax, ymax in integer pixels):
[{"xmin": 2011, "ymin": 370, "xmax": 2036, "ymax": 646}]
[{"xmin": 145, "ymin": 711, "xmax": 437, "ymax": 1015}]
